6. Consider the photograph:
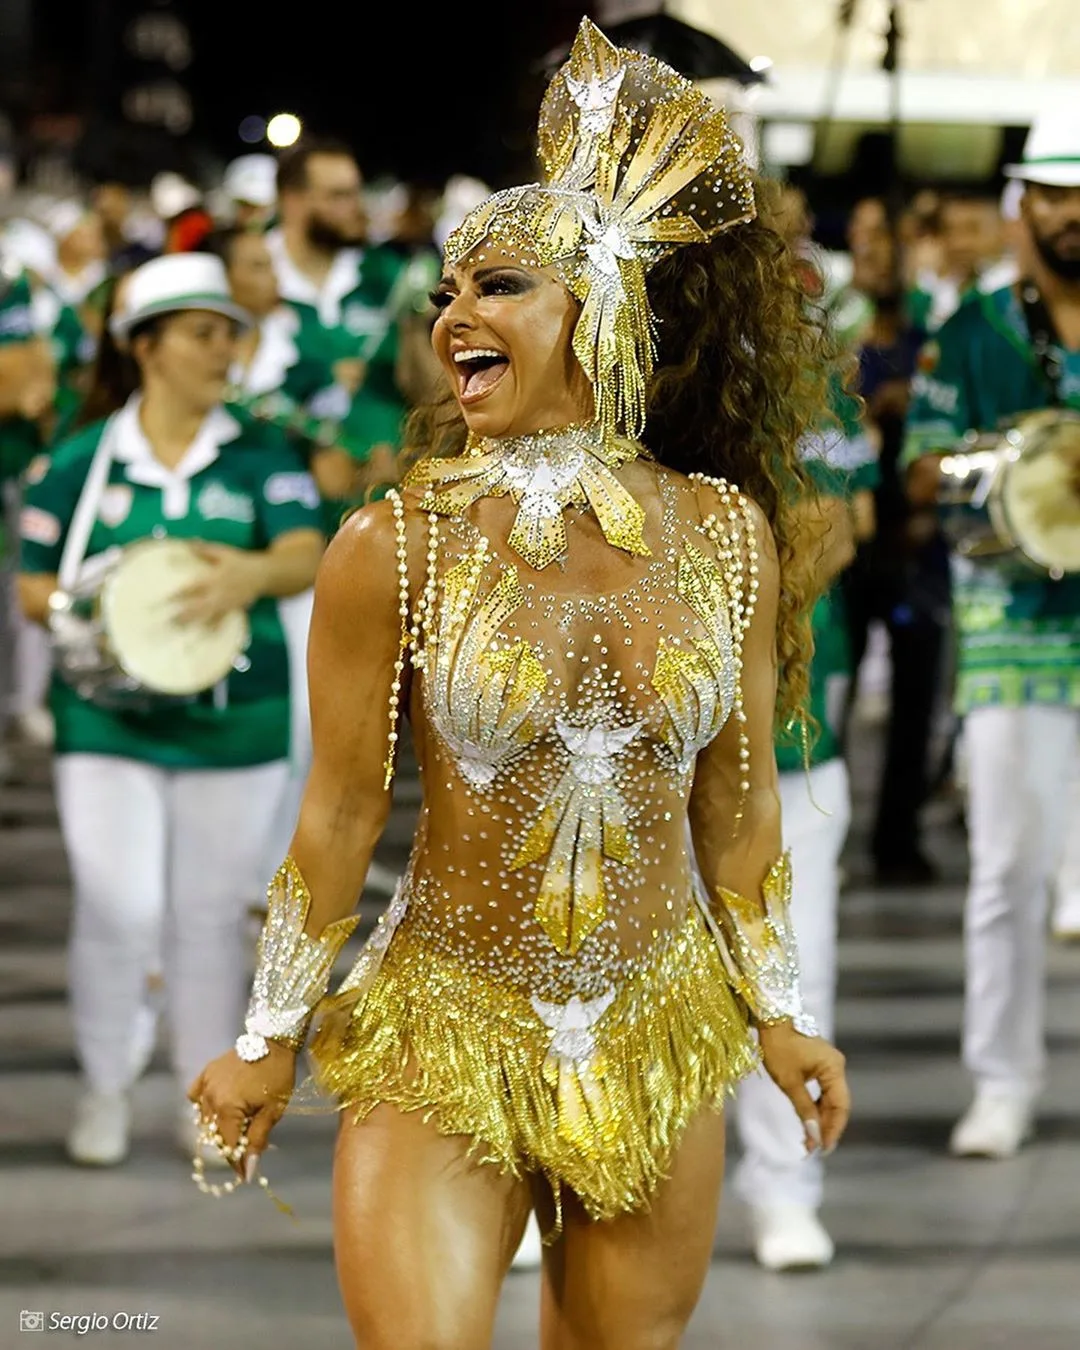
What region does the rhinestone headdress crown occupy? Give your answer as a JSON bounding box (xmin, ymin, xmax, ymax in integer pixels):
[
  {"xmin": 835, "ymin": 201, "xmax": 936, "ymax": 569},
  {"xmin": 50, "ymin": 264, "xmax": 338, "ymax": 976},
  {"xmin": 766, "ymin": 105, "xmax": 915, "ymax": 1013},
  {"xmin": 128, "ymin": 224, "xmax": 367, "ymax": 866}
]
[{"xmin": 444, "ymin": 18, "xmax": 756, "ymax": 442}]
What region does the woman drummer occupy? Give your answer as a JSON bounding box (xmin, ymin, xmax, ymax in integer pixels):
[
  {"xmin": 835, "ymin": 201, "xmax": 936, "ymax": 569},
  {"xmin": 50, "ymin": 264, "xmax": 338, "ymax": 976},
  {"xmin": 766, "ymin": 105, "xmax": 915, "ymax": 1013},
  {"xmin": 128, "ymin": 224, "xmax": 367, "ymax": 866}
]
[{"xmin": 17, "ymin": 253, "xmax": 325, "ymax": 1168}]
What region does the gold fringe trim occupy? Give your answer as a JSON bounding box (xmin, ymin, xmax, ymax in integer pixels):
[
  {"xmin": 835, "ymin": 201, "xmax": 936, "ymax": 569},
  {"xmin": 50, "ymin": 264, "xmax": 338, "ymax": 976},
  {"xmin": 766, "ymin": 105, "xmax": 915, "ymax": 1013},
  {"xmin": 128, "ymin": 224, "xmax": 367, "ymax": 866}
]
[{"xmin": 308, "ymin": 903, "xmax": 755, "ymax": 1223}]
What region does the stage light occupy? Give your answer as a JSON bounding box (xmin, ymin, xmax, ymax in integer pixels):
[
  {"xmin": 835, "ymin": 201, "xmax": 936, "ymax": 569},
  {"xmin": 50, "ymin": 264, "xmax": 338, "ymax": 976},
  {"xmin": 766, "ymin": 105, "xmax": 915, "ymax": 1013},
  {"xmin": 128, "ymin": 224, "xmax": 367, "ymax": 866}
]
[
  {"xmin": 239, "ymin": 115, "xmax": 266, "ymax": 144},
  {"xmin": 267, "ymin": 113, "xmax": 302, "ymax": 148}
]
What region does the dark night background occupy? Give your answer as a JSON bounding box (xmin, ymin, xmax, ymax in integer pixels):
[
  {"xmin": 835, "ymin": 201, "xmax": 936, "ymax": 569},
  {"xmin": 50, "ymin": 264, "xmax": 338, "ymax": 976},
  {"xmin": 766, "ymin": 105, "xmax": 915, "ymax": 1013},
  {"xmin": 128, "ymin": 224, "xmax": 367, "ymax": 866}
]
[{"xmin": 21, "ymin": 0, "xmax": 596, "ymax": 189}]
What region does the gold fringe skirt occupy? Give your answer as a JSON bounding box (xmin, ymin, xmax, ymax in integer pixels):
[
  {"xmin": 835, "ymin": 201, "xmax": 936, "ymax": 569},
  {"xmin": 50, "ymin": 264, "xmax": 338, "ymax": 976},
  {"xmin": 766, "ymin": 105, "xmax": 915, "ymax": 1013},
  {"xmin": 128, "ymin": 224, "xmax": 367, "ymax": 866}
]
[{"xmin": 308, "ymin": 902, "xmax": 756, "ymax": 1224}]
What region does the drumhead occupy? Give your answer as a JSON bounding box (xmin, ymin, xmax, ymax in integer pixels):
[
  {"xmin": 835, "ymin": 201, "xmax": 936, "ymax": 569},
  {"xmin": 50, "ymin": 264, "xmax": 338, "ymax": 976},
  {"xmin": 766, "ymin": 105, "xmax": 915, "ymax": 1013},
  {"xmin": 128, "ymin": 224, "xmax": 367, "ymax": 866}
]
[
  {"xmin": 101, "ymin": 539, "xmax": 250, "ymax": 696},
  {"xmin": 1000, "ymin": 413, "xmax": 1080, "ymax": 574}
]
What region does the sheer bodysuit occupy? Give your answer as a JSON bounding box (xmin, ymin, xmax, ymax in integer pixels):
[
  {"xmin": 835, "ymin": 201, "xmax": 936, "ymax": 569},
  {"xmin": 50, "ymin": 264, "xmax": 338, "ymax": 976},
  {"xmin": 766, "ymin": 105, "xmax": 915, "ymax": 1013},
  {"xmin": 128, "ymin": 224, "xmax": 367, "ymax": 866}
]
[{"xmin": 309, "ymin": 464, "xmax": 768, "ymax": 1223}]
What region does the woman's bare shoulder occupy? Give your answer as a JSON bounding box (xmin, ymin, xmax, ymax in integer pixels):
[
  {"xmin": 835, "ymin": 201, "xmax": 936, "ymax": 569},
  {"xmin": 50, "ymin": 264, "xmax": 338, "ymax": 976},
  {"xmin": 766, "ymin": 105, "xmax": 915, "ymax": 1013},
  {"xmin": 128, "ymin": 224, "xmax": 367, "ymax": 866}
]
[
  {"xmin": 652, "ymin": 461, "xmax": 771, "ymax": 536},
  {"xmin": 315, "ymin": 491, "xmax": 426, "ymax": 617}
]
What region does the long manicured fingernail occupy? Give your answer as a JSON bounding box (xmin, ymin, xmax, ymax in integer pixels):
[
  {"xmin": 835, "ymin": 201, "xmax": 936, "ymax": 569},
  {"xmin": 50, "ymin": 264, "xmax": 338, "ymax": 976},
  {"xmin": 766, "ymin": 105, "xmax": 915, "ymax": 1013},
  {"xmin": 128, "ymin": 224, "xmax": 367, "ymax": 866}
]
[
  {"xmin": 244, "ymin": 1153, "xmax": 260, "ymax": 1184},
  {"xmin": 804, "ymin": 1119, "xmax": 822, "ymax": 1151}
]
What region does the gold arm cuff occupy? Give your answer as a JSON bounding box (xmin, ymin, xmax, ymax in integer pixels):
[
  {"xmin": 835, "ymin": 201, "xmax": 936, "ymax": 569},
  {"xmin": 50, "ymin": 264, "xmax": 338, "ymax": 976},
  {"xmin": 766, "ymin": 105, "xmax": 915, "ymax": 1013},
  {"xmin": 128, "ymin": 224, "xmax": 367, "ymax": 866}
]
[
  {"xmin": 244, "ymin": 857, "xmax": 361, "ymax": 1051},
  {"xmin": 713, "ymin": 853, "xmax": 819, "ymax": 1037}
]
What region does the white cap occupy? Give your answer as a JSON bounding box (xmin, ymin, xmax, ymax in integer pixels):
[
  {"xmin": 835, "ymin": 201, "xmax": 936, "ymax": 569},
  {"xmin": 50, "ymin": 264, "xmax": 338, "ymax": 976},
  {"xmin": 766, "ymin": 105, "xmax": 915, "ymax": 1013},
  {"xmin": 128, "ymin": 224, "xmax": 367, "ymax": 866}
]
[
  {"xmin": 110, "ymin": 253, "xmax": 251, "ymax": 338},
  {"xmin": 150, "ymin": 172, "xmax": 203, "ymax": 220},
  {"xmin": 1004, "ymin": 104, "xmax": 1080, "ymax": 187},
  {"xmin": 222, "ymin": 154, "xmax": 278, "ymax": 208}
]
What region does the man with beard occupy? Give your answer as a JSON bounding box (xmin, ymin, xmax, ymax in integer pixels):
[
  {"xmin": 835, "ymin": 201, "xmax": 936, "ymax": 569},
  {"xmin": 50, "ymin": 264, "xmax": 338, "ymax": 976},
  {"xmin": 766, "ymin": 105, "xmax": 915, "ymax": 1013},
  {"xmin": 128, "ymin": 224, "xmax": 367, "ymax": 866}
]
[
  {"xmin": 904, "ymin": 107, "xmax": 1080, "ymax": 1160},
  {"xmin": 266, "ymin": 139, "xmax": 405, "ymax": 495}
]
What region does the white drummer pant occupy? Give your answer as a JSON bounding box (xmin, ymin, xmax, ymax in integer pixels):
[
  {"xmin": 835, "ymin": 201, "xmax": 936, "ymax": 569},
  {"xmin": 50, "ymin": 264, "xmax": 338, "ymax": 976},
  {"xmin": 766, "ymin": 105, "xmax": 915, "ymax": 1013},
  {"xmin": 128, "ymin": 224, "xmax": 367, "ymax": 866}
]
[
  {"xmin": 1052, "ymin": 748, "xmax": 1080, "ymax": 934},
  {"xmin": 260, "ymin": 589, "xmax": 315, "ymax": 883},
  {"xmin": 55, "ymin": 753, "xmax": 288, "ymax": 1097},
  {"xmin": 734, "ymin": 757, "xmax": 851, "ymax": 1211},
  {"xmin": 962, "ymin": 704, "xmax": 1079, "ymax": 1098}
]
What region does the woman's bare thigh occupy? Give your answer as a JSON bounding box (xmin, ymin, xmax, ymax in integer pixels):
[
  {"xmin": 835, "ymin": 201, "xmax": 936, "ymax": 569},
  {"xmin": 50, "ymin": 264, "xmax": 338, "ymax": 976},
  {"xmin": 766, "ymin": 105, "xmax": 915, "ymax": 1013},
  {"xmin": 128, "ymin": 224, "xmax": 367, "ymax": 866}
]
[
  {"xmin": 334, "ymin": 1102, "xmax": 532, "ymax": 1350},
  {"xmin": 539, "ymin": 1106, "xmax": 727, "ymax": 1350}
]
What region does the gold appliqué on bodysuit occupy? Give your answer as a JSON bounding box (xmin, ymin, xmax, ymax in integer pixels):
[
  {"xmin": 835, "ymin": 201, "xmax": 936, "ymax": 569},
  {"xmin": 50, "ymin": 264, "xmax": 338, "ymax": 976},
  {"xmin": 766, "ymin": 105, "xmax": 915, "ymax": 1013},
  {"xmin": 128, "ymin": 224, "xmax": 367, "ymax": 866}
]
[
  {"xmin": 512, "ymin": 717, "xmax": 642, "ymax": 953},
  {"xmin": 652, "ymin": 541, "xmax": 737, "ymax": 771},
  {"xmin": 426, "ymin": 541, "xmax": 548, "ymax": 788}
]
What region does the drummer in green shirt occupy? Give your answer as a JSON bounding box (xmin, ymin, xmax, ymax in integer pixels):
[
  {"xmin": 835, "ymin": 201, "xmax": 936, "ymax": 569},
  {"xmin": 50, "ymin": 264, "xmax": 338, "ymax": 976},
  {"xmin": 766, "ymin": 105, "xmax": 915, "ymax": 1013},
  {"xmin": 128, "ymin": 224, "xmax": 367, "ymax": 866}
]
[
  {"xmin": 210, "ymin": 223, "xmax": 367, "ymax": 878},
  {"xmin": 17, "ymin": 253, "xmax": 324, "ymax": 1172},
  {"xmin": 903, "ymin": 109, "xmax": 1080, "ymax": 1161}
]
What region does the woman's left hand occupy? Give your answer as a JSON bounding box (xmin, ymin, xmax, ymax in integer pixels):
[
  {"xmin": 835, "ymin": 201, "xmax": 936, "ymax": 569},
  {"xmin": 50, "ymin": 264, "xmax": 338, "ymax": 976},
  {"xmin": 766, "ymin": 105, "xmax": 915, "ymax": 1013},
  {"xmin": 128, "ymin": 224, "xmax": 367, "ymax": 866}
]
[
  {"xmin": 173, "ymin": 542, "xmax": 265, "ymax": 627},
  {"xmin": 758, "ymin": 1020, "xmax": 850, "ymax": 1156}
]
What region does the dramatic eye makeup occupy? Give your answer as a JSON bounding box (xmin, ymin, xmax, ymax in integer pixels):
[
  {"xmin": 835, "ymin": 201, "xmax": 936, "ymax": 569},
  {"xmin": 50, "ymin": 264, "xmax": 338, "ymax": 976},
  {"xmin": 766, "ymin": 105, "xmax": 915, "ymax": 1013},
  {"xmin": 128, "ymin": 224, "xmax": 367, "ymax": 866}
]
[
  {"xmin": 474, "ymin": 268, "xmax": 537, "ymax": 296},
  {"xmin": 430, "ymin": 267, "xmax": 539, "ymax": 311}
]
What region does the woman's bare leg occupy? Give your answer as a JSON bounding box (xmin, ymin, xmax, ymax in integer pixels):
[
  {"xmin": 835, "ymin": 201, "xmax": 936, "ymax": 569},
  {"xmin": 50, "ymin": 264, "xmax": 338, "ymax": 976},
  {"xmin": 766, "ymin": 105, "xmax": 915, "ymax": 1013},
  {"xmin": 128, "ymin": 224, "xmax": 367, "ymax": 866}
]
[
  {"xmin": 334, "ymin": 1103, "xmax": 532, "ymax": 1350},
  {"xmin": 540, "ymin": 1107, "xmax": 727, "ymax": 1350}
]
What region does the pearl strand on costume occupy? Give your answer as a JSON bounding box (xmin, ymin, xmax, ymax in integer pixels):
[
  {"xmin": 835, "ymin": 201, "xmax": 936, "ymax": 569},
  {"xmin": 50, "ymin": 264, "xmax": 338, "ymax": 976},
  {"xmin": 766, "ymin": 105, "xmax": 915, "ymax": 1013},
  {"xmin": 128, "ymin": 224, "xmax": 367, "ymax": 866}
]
[
  {"xmin": 409, "ymin": 512, "xmax": 440, "ymax": 674},
  {"xmin": 689, "ymin": 472, "xmax": 756, "ymax": 830},
  {"xmin": 384, "ymin": 491, "xmax": 412, "ymax": 789}
]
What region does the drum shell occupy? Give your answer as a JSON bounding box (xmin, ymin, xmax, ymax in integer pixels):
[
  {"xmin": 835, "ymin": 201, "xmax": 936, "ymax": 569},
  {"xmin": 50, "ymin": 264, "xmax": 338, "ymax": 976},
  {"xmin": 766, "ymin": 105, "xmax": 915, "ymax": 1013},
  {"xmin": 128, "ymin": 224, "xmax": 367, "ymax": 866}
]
[
  {"xmin": 936, "ymin": 434, "xmax": 1039, "ymax": 581},
  {"xmin": 937, "ymin": 413, "xmax": 1080, "ymax": 581},
  {"xmin": 50, "ymin": 538, "xmax": 250, "ymax": 710}
]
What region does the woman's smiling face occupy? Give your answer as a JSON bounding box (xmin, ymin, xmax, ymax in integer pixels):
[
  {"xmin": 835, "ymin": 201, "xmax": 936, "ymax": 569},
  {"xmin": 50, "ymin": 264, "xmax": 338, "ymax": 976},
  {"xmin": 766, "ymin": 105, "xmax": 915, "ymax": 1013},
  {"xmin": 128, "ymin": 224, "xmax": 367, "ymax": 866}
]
[{"xmin": 430, "ymin": 250, "xmax": 595, "ymax": 439}]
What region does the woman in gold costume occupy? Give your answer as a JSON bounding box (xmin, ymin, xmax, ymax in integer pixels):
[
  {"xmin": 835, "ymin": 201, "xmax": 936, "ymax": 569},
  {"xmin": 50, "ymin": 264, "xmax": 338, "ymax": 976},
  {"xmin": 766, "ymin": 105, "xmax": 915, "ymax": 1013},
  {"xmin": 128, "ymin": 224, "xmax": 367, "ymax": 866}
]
[{"xmin": 190, "ymin": 21, "xmax": 850, "ymax": 1347}]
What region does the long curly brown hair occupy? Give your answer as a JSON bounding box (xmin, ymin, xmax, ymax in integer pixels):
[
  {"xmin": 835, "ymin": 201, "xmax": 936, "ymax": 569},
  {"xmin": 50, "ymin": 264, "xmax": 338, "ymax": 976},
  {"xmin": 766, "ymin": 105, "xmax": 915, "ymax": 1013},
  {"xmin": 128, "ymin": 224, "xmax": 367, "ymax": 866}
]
[{"xmin": 404, "ymin": 177, "xmax": 840, "ymax": 731}]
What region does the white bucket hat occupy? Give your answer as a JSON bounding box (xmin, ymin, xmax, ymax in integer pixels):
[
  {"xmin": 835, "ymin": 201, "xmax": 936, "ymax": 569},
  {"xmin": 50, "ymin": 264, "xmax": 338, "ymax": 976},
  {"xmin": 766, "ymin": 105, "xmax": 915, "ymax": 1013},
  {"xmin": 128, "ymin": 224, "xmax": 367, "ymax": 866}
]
[
  {"xmin": 1004, "ymin": 104, "xmax": 1080, "ymax": 187},
  {"xmin": 222, "ymin": 155, "xmax": 278, "ymax": 208},
  {"xmin": 110, "ymin": 253, "xmax": 251, "ymax": 338}
]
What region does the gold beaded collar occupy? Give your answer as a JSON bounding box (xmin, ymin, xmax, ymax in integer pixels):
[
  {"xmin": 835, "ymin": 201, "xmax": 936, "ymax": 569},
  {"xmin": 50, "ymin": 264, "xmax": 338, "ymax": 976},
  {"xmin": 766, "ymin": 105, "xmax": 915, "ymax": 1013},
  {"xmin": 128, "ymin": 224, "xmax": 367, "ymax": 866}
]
[{"xmin": 407, "ymin": 423, "xmax": 651, "ymax": 571}]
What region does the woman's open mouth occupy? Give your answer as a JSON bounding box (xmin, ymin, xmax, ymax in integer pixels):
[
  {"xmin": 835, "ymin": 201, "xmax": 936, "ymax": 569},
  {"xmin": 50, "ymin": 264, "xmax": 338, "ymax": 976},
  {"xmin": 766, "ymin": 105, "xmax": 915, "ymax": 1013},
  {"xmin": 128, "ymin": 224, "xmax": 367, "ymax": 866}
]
[{"xmin": 453, "ymin": 347, "xmax": 510, "ymax": 404}]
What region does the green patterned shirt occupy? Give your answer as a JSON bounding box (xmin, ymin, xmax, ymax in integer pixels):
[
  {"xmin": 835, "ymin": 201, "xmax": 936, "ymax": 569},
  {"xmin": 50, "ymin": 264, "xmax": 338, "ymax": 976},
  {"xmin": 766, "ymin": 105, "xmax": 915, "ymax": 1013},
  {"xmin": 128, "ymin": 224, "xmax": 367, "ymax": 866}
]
[{"xmin": 902, "ymin": 284, "xmax": 1080, "ymax": 712}]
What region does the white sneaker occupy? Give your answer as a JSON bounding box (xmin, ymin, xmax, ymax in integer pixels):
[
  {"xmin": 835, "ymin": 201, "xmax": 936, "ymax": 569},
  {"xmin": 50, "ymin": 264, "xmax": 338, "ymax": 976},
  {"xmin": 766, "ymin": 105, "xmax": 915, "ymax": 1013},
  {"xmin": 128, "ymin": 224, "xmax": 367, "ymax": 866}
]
[
  {"xmin": 67, "ymin": 1091, "xmax": 131, "ymax": 1166},
  {"xmin": 950, "ymin": 1090, "xmax": 1034, "ymax": 1159},
  {"xmin": 750, "ymin": 1204, "xmax": 835, "ymax": 1272},
  {"xmin": 511, "ymin": 1212, "xmax": 544, "ymax": 1271},
  {"xmin": 1051, "ymin": 901, "xmax": 1080, "ymax": 942}
]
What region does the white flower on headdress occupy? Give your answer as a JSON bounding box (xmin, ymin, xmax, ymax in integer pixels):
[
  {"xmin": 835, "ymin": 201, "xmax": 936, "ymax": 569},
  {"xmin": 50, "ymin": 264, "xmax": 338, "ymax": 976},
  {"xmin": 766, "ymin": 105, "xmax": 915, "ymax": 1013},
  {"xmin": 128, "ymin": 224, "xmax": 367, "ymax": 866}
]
[
  {"xmin": 584, "ymin": 219, "xmax": 636, "ymax": 278},
  {"xmin": 565, "ymin": 68, "xmax": 625, "ymax": 137}
]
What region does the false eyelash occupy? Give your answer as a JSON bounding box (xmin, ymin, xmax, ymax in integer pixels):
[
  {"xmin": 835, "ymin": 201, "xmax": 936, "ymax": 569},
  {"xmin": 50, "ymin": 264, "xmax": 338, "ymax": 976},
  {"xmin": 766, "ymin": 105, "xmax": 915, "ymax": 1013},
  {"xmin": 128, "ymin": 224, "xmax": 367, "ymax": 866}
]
[{"xmin": 429, "ymin": 290, "xmax": 454, "ymax": 309}]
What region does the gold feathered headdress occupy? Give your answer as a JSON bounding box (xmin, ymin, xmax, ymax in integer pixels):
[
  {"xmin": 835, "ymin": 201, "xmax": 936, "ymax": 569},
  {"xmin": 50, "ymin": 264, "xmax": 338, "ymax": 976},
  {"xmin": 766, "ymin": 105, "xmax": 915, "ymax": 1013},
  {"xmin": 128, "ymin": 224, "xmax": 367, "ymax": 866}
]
[{"xmin": 444, "ymin": 17, "xmax": 756, "ymax": 442}]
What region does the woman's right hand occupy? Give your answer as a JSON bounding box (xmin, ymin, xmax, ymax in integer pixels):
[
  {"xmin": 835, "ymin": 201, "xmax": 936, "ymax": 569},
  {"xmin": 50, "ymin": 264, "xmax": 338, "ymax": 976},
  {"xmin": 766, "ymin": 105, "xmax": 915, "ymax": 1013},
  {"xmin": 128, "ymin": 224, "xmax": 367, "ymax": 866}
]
[{"xmin": 187, "ymin": 1042, "xmax": 297, "ymax": 1181}]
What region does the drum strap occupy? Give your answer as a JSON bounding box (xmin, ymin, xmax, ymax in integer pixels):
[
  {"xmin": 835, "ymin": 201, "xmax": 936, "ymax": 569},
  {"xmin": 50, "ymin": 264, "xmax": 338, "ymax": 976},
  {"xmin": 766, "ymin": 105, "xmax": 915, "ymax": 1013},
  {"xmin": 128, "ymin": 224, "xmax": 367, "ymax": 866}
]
[
  {"xmin": 58, "ymin": 413, "xmax": 119, "ymax": 592},
  {"xmin": 1021, "ymin": 284, "xmax": 1066, "ymax": 406}
]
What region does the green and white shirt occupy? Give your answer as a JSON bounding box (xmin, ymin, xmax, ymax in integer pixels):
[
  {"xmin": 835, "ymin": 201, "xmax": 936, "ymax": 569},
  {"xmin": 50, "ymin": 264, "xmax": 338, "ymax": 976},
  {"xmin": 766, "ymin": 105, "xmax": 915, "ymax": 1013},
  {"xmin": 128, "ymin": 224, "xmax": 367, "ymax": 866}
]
[
  {"xmin": 776, "ymin": 389, "xmax": 879, "ymax": 774},
  {"xmin": 902, "ymin": 284, "xmax": 1080, "ymax": 712},
  {"xmin": 19, "ymin": 398, "xmax": 323, "ymax": 768},
  {"xmin": 265, "ymin": 230, "xmax": 409, "ymax": 459},
  {"xmin": 226, "ymin": 304, "xmax": 350, "ymax": 454}
]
